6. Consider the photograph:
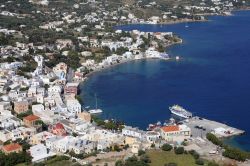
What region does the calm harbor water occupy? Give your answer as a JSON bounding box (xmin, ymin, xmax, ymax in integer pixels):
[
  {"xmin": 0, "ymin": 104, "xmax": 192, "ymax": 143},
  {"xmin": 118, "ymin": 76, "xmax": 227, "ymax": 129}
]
[{"xmin": 80, "ymin": 11, "xmax": 250, "ymax": 151}]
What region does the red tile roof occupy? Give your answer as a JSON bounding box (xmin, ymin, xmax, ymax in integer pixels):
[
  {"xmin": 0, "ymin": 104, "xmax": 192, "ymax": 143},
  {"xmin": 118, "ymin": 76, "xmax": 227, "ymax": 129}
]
[
  {"xmin": 54, "ymin": 123, "xmax": 65, "ymax": 130},
  {"xmin": 23, "ymin": 114, "xmax": 40, "ymax": 121},
  {"xmin": 2, "ymin": 143, "xmax": 22, "ymax": 152},
  {"xmin": 161, "ymin": 125, "xmax": 179, "ymax": 132}
]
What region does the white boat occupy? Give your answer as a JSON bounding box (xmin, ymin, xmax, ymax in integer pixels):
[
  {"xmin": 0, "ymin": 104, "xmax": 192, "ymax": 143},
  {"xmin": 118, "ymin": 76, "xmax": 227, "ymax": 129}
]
[
  {"xmin": 88, "ymin": 94, "xmax": 103, "ymax": 114},
  {"xmin": 88, "ymin": 109, "xmax": 103, "ymax": 114},
  {"xmin": 160, "ymin": 53, "xmax": 170, "ymax": 60},
  {"xmin": 169, "ymin": 105, "xmax": 192, "ymax": 119}
]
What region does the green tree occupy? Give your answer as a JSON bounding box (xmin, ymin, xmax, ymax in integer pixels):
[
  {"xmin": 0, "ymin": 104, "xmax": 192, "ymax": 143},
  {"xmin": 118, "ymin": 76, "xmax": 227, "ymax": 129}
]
[
  {"xmin": 188, "ymin": 150, "xmax": 200, "ymax": 159},
  {"xmin": 206, "ymin": 133, "xmax": 223, "ymax": 147},
  {"xmin": 174, "ymin": 147, "xmax": 184, "ymax": 154},
  {"xmin": 17, "ymin": 110, "xmax": 33, "ymax": 120},
  {"xmin": 75, "ymin": 95, "xmax": 83, "ymax": 103},
  {"xmin": 161, "ymin": 143, "xmax": 173, "ymax": 151},
  {"xmin": 19, "ymin": 87, "xmax": 29, "ymax": 91},
  {"xmin": 208, "ymin": 161, "xmax": 219, "ymax": 166},
  {"xmin": 72, "ymin": 132, "xmax": 78, "ymax": 137},
  {"xmin": 140, "ymin": 155, "xmax": 151, "ymax": 163},
  {"xmin": 115, "ymin": 160, "xmax": 123, "ymax": 166},
  {"xmin": 223, "ymin": 147, "xmax": 248, "ymax": 161},
  {"xmin": 113, "ymin": 145, "xmax": 121, "ymax": 152},
  {"xmin": 0, "ymin": 151, "xmax": 32, "ymax": 165},
  {"xmin": 195, "ymin": 159, "xmax": 204, "ymax": 165},
  {"xmin": 138, "ymin": 150, "xmax": 146, "ymax": 156}
]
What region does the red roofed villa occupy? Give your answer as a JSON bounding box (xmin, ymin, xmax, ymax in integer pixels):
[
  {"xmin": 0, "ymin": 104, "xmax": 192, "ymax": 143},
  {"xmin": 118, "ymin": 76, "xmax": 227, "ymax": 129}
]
[
  {"xmin": 160, "ymin": 125, "xmax": 191, "ymax": 142},
  {"xmin": 50, "ymin": 123, "xmax": 67, "ymax": 136},
  {"xmin": 23, "ymin": 114, "xmax": 40, "ymax": 127},
  {"xmin": 2, "ymin": 143, "xmax": 22, "ymax": 154},
  {"xmin": 161, "ymin": 125, "xmax": 179, "ymax": 132}
]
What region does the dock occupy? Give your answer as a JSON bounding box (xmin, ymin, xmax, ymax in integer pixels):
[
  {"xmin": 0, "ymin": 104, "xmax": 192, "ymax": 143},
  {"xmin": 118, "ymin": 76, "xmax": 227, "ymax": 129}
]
[{"xmin": 181, "ymin": 116, "xmax": 245, "ymax": 138}]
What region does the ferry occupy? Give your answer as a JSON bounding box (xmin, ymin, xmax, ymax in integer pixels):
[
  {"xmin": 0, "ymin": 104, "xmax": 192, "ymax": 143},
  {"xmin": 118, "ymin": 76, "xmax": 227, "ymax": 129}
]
[{"xmin": 169, "ymin": 105, "xmax": 192, "ymax": 119}]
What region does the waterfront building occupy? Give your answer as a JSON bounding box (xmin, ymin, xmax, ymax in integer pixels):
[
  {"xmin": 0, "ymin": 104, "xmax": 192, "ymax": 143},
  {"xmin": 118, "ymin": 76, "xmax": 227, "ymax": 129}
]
[
  {"xmin": 64, "ymin": 82, "xmax": 79, "ymax": 96},
  {"xmin": 65, "ymin": 98, "xmax": 81, "ymax": 115},
  {"xmin": 146, "ymin": 131, "xmax": 161, "ymax": 143},
  {"xmin": 160, "ymin": 125, "xmax": 191, "ymax": 143},
  {"xmin": 122, "ymin": 126, "xmax": 145, "ymax": 139},
  {"xmin": 78, "ymin": 111, "xmax": 91, "ymax": 122}
]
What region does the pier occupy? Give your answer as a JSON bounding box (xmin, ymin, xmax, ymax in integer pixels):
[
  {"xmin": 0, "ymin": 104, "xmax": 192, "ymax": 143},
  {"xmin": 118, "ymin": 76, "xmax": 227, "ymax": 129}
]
[{"xmin": 181, "ymin": 116, "xmax": 245, "ymax": 138}]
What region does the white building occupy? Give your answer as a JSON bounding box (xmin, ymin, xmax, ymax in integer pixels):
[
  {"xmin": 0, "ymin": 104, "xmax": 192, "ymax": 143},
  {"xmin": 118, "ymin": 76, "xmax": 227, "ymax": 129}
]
[
  {"xmin": 29, "ymin": 144, "xmax": 56, "ymax": 163},
  {"xmin": 69, "ymin": 139, "xmax": 96, "ymax": 154},
  {"xmin": 48, "ymin": 85, "xmax": 62, "ymax": 94},
  {"xmin": 146, "ymin": 131, "xmax": 161, "ymax": 143},
  {"xmin": 65, "ymin": 98, "xmax": 81, "ymax": 115},
  {"xmin": 52, "ymin": 63, "xmax": 67, "ymax": 80},
  {"xmin": 0, "ymin": 115, "xmax": 21, "ymax": 130},
  {"xmin": 122, "ymin": 126, "xmax": 145, "ymax": 139},
  {"xmin": 0, "ymin": 101, "xmax": 11, "ymax": 111},
  {"xmin": 46, "ymin": 136, "xmax": 75, "ymax": 153},
  {"xmin": 32, "ymin": 104, "xmax": 45, "ymax": 112}
]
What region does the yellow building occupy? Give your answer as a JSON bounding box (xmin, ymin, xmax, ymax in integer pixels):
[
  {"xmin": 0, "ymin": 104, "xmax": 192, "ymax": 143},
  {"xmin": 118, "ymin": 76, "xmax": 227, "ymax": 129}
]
[{"xmin": 160, "ymin": 125, "xmax": 191, "ymax": 142}]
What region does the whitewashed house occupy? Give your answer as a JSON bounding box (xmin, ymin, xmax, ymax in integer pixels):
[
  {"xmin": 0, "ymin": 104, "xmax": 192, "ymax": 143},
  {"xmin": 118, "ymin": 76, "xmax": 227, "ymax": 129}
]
[
  {"xmin": 29, "ymin": 144, "xmax": 56, "ymax": 163},
  {"xmin": 122, "ymin": 126, "xmax": 145, "ymax": 139},
  {"xmin": 65, "ymin": 98, "xmax": 81, "ymax": 115}
]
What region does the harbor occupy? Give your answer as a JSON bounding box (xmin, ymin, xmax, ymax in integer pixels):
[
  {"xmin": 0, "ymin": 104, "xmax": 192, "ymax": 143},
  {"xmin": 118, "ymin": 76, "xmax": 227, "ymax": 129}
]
[
  {"xmin": 147, "ymin": 109, "xmax": 245, "ymax": 140},
  {"xmin": 80, "ymin": 11, "xmax": 250, "ymax": 153}
]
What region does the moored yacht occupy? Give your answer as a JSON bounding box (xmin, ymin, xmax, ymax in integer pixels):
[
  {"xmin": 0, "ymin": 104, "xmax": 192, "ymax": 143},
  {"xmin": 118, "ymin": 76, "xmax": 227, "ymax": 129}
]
[
  {"xmin": 88, "ymin": 93, "xmax": 103, "ymax": 114},
  {"xmin": 88, "ymin": 109, "xmax": 103, "ymax": 114}
]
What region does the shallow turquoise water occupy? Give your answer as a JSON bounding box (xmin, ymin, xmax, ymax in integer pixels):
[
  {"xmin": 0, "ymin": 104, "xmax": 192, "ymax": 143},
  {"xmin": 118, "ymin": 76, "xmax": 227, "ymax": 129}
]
[{"xmin": 80, "ymin": 11, "xmax": 250, "ymax": 151}]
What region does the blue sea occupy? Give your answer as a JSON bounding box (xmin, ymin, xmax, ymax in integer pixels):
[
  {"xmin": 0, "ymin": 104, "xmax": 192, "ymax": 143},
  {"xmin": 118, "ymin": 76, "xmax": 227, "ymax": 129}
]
[{"xmin": 80, "ymin": 11, "xmax": 250, "ymax": 151}]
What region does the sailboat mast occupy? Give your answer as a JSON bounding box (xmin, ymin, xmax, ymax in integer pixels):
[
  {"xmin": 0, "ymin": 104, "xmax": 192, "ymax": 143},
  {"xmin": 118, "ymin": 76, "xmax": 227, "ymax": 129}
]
[{"xmin": 95, "ymin": 93, "xmax": 97, "ymax": 109}]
